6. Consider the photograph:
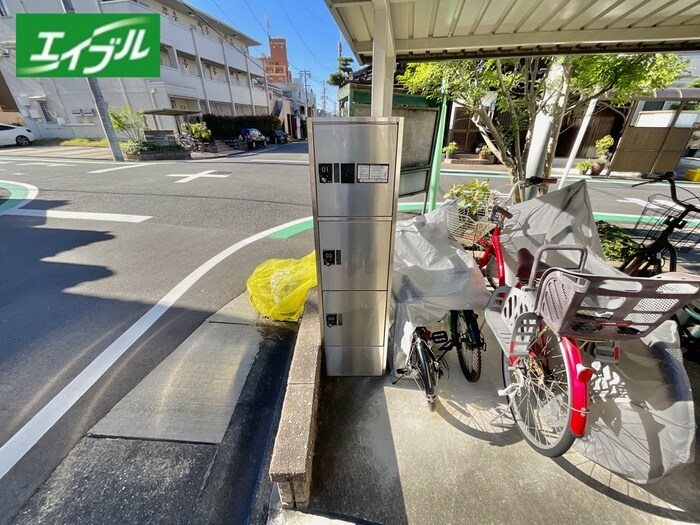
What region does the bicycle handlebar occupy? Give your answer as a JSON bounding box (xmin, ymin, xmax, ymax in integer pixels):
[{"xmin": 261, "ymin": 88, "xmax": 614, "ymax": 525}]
[{"xmin": 633, "ymin": 171, "xmax": 700, "ymax": 214}]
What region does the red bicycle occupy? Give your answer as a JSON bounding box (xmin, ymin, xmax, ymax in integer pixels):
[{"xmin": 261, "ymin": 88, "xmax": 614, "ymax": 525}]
[{"xmin": 475, "ymin": 177, "xmax": 700, "ymax": 457}]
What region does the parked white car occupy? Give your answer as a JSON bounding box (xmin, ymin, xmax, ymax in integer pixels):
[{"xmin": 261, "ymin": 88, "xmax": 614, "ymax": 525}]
[{"xmin": 0, "ymin": 123, "xmax": 34, "ymax": 146}]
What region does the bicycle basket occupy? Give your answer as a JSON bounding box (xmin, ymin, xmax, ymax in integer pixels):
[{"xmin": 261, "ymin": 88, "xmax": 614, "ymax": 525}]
[
  {"xmin": 446, "ymin": 191, "xmax": 503, "ymax": 246},
  {"xmin": 535, "ymin": 270, "xmax": 700, "ymax": 340},
  {"xmin": 634, "ymin": 191, "xmax": 700, "ymax": 249}
]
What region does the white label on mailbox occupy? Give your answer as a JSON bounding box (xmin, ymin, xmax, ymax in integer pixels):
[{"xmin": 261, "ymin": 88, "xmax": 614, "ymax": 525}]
[{"xmin": 357, "ymin": 164, "xmax": 389, "ymax": 183}]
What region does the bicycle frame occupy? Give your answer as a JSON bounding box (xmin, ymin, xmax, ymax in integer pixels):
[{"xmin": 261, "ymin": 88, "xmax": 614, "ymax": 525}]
[{"xmin": 477, "ymin": 226, "xmax": 506, "ymax": 287}]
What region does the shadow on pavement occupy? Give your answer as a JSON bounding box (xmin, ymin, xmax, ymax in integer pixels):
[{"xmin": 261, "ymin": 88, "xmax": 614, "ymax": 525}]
[{"xmin": 310, "ymin": 376, "xmax": 408, "ymax": 525}]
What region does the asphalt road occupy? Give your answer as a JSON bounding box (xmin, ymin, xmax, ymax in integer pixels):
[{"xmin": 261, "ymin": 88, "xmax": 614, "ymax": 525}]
[{"xmin": 0, "ymin": 142, "xmax": 316, "ymax": 522}]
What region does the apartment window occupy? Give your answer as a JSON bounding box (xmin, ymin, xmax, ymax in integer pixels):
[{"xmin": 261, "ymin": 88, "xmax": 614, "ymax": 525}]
[
  {"xmin": 38, "ymin": 101, "xmax": 55, "ymax": 122},
  {"xmin": 275, "ymin": 67, "xmax": 284, "ymax": 73}
]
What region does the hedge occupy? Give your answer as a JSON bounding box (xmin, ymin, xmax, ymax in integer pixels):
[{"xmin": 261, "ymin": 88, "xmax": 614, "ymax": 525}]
[{"xmin": 203, "ymin": 114, "xmax": 282, "ymax": 139}]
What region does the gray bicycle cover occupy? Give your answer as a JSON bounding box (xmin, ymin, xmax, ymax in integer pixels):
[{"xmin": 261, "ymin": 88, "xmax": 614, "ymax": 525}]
[
  {"xmin": 503, "ymin": 181, "xmax": 694, "ymax": 483},
  {"xmin": 390, "ymin": 202, "xmax": 490, "ymax": 374}
]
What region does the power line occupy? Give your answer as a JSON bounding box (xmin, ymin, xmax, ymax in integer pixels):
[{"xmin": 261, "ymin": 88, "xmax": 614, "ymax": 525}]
[
  {"xmin": 297, "ymin": 0, "xmax": 337, "ymax": 28},
  {"xmin": 238, "ymin": 0, "xmax": 268, "ymax": 37},
  {"xmin": 277, "ymin": 0, "xmax": 332, "ymax": 71}
]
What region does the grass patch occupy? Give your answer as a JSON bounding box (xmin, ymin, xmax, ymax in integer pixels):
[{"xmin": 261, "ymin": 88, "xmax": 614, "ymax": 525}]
[{"xmin": 60, "ymin": 138, "xmax": 109, "ymax": 147}]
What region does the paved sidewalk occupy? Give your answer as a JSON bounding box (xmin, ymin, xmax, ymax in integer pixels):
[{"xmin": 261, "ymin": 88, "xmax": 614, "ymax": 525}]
[{"xmin": 272, "ymin": 317, "xmax": 700, "ymax": 525}]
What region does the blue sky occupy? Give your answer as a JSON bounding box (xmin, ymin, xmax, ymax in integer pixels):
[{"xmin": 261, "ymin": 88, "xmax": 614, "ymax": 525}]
[{"xmin": 187, "ymin": 0, "xmax": 352, "ymax": 113}]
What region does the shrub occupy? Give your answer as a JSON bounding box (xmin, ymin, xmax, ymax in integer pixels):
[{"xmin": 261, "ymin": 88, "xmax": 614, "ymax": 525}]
[
  {"xmin": 121, "ymin": 140, "xmax": 184, "ymax": 156},
  {"xmin": 444, "ymin": 179, "xmax": 492, "ymax": 215},
  {"xmin": 576, "ymin": 160, "xmax": 591, "ymax": 174},
  {"xmin": 594, "ymin": 135, "xmax": 614, "ymax": 160},
  {"xmin": 182, "ymin": 121, "xmax": 212, "ymax": 142},
  {"xmin": 108, "ymin": 106, "xmax": 146, "ymax": 142},
  {"xmin": 442, "ymin": 141, "xmax": 458, "ymax": 155},
  {"xmin": 203, "ymin": 114, "xmax": 282, "ymax": 139},
  {"xmin": 596, "ymin": 221, "xmax": 640, "ymax": 261}
]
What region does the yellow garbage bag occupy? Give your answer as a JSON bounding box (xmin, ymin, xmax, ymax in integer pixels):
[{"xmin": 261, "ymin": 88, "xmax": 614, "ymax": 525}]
[{"xmin": 247, "ymin": 251, "xmax": 317, "ymax": 321}]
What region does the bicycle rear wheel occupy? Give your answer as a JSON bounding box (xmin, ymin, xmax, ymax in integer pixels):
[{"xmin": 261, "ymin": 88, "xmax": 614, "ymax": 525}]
[
  {"xmin": 454, "ymin": 310, "xmax": 483, "ymax": 382},
  {"xmin": 501, "ymin": 323, "xmax": 575, "ymax": 457},
  {"xmin": 410, "ymin": 338, "xmax": 437, "ymax": 410}
]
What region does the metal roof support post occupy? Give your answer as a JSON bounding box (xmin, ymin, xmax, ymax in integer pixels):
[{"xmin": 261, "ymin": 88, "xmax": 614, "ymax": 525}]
[
  {"xmin": 559, "ymin": 97, "xmax": 597, "ymax": 189},
  {"xmin": 371, "ymin": 0, "xmax": 395, "ymax": 117},
  {"xmin": 427, "ymin": 96, "xmax": 447, "ymax": 212}
]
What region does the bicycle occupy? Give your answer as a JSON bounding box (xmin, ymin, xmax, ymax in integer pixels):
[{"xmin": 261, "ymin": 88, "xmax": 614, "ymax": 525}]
[
  {"xmin": 177, "ymin": 133, "xmax": 203, "ymax": 152},
  {"xmin": 396, "ymin": 309, "xmax": 485, "ymax": 410},
  {"xmin": 475, "ymin": 177, "xmax": 700, "ymax": 457},
  {"xmin": 619, "ymin": 171, "xmax": 700, "ymax": 276},
  {"xmin": 619, "ymin": 171, "xmax": 700, "ymax": 352}
]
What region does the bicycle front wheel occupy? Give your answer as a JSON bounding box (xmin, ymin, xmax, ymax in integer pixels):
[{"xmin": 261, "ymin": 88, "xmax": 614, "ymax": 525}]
[
  {"xmin": 501, "ymin": 324, "xmax": 575, "ymax": 457},
  {"xmin": 454, "ymin": 310, "xmax": 482, "ymax": 383},
  {"xmin": 410, "ymin": 339, "xmax": 437, "ymax": 410}
]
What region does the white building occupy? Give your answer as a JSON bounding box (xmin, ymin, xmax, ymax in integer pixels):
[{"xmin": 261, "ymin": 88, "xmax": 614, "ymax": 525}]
[{"xmin": 0, "ymin": 0, "xmax": 269, "ymax": 138}]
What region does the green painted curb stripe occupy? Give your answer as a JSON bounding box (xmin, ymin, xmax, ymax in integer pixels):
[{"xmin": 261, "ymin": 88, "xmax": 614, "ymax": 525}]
[
  {"xmin": 0, "ymin": 182, "xmax": 29, "ymax": 214},
  {"xmin": 440, "ymin": 170, "xmax": 700, "ymax": 189},
  {"xmin": 269, "ymin": 207, "xmax": 697, "ymax": 239},
  {"xmin": 269, "ymin": 219, "xmax": 313, "ymax": 238},
  {"xmin": 594, "ymin": 212, "xmax": 700, "ymax": 226}
]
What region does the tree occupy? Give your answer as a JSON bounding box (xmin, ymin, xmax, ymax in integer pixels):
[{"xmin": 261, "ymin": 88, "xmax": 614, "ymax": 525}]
[
  {"xmin": 108, "ymin": 105, "xmax": 146, "ymax": 143},
  {"xmin": 398, "ymin": 54, "xmax": 686, "ymax": 186},
  {"xmin": 328, "ymin": 56, "xmax": 354, "ymax": 87}
]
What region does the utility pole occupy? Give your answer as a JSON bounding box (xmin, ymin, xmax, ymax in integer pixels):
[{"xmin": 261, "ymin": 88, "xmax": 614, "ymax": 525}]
[
  {"xmin": 299, "ymin": 69, "xmax": 311, "ymax": 118},
  {"xmin": 322, "ymin": 83, "xmax": 327, "ymax": 115},
  {"xmin": 60, "ymin": 0, "xmax": 123, "ymax": 161}
]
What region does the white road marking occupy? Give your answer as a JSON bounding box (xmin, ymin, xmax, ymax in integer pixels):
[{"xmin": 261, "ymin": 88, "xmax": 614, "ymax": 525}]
[
  {"xmin": 16, "ymin": 162, "xmax": 75, "ymax": 167},
  {"xmin": 167, "ymin": 170, "xmax": 230, "ymax": 183},
  {"xmin": 617, "ymin": 197, "xmax": 677, "ymax": 210},
  {"xmin": 6, "ymin": 209, "xmax": 151, "ymax": 223},
  {"xmin": 89, "ymin": 163, "xmax": 155, "ymax": 174},
  {"xmin": 0, "ymin": 215, "xmax": 312, "ymax": 480}
]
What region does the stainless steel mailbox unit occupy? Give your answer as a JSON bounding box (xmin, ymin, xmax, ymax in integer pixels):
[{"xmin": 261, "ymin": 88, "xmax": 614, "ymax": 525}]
[{"xmin": 309, "ymin": 117, "xmax": 403, "ymax": 376}]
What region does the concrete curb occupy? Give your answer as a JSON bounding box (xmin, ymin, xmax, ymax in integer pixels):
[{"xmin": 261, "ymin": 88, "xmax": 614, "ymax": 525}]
[{"xmin": 269, "ymin": 289, "xmax": 322, "ymax": 509}]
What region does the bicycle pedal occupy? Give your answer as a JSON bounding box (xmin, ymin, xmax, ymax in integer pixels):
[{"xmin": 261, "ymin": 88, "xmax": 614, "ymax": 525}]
[{"xmin": 396, "ymin": 367, "xmax": 407, "ymax": 375}]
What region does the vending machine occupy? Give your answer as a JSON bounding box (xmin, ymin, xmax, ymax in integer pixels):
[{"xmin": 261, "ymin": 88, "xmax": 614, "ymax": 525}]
[{"xmin": 309, "ymin": 117, "xmax": 403, "ymax": 376}]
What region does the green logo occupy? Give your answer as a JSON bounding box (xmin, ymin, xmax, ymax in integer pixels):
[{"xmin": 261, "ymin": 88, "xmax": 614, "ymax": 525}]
[{"xmin": 16, "ymin": 14, "xmax": 160, "ymax": 77}]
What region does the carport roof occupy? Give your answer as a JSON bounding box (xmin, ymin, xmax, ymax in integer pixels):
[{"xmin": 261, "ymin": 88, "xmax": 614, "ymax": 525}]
[{"xmin": 326, "ymin": 0, "xmax": 700, "ymax": 64}]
